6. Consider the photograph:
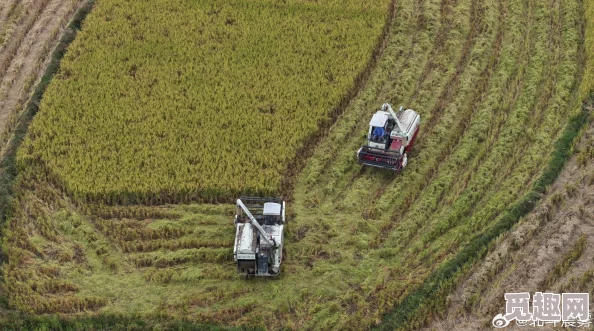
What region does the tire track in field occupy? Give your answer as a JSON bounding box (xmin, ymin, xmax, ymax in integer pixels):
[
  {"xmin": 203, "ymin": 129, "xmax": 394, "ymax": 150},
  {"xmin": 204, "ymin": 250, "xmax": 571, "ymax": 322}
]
[
  {"xmin": 499, "ymin": 0, "xmax": 563, "ymax": 180},
  {"xmin": 389, "ymin": 0, "xmax": 567, "ymax": 253},
  {"xmin": 457, "ymin": 0, "xmax": 581, "ymax": 238},
  {"xmin": 441, "ymin": 0, "xmax": 566, "ymax": 238},
  {"xmin": 406, "ymin": 0, "xmax": 457, "ymax": 106},
  {"xmin": 376, "ymin": 0, "xmax": 428, "ymax": 101},
  {"xmin": 324, "ymin": 0, "xmax": 465, "ymax": 207},
  {"xmin": 307, "ymin": 0, "xmax": 437, "ymax": 206},
  {"xmin": 412, "ymin": 0, "xmax": 484, "ymax": 146},
  {"xmin": 0, "ymin": 0, "xmax": 82, "ymax": 152},
  {"xmin": 364, "ymin": 0, "xmax": 499, "ymax": 245},
  {"xmin": 440, "ymin": 0, "xmax": 536, "ymax": 209},
  {"xmin": 379, "ymin": 0, "xmax": 527, "ymax": 240}
]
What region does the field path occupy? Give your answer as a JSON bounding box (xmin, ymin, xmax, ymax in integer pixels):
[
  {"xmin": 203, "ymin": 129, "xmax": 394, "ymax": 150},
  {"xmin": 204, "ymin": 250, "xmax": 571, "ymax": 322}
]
[{"xmin": 0, "ymin": 0, "xmax": 82, "ymax": 150}]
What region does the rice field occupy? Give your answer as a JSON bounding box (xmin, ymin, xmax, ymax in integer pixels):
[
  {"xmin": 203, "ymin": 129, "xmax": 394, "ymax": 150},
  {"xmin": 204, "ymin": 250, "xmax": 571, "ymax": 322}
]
[
  {"xmin": 19, "ymin": 0, "xmax": 393, "ymax": 204},
  {"xmin": 1, "ymin": 0, "xmax": 592, "ymax": 329}
]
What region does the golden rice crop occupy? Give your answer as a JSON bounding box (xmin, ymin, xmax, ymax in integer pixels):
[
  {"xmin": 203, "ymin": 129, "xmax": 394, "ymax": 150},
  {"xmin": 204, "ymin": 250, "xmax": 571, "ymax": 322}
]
[{"xmin": 19, "ymin": 0, "xmax": 392, "ymax": 204}]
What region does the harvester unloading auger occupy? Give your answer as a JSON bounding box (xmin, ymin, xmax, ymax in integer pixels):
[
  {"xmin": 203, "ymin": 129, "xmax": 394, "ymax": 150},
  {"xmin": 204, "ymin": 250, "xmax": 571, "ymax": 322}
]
[
  {"xmin": 357, "ymin": 103, "xmax": 420, "ymax": 171},
  {"xmin": 233, "ymin": 197, "xmax": 285, "ymax": 278}
]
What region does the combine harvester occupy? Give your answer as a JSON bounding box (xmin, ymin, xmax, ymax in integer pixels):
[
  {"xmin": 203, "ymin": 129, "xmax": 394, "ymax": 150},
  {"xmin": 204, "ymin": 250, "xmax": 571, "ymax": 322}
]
[
  {"xmin": 233, "ymin": 197, "xmax": 285, "ymax": 279},
  {"xmin": 357, "ymin": 103, "xmax": 420, "ymax": 172}
]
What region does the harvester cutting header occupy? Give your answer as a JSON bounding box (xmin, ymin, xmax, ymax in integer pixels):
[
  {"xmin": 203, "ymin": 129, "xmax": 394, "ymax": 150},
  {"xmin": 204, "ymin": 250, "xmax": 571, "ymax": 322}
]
[{"xmin": 357, "ymin": 103, "xmax": 420, "ymax": 171}]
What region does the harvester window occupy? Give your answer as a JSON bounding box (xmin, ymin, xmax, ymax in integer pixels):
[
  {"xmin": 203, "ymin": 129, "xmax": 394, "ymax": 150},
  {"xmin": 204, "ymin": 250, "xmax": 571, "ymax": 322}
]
[
  {"xmin": 372, "ymin": 126, "xmax": 385, "ymax": 142},
  {"xmin": 254, "ymin": 215, "xmax": 265, "ymax": 225},
  {"xmin": 264, "ymin": 215, "xmax": 278, "ymax": 225}
]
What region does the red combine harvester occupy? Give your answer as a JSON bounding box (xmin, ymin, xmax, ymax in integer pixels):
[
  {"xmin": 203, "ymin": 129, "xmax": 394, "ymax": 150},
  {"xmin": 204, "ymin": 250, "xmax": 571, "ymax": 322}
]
[{"xmin": 357, "ymin": 103, "xmax": 420, "ymax": 172}]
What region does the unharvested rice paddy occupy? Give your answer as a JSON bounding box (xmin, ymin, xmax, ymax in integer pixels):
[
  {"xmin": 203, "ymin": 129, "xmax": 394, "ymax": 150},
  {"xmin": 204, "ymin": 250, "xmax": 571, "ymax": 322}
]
[{"xmin": 20, "ymin": 0, "xmax": 393, "ymax": 204}]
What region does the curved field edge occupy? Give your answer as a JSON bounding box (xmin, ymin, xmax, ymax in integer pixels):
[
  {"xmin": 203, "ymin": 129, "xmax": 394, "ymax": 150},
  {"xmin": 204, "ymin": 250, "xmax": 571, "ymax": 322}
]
[
  {"xmin": 19, "ymin": 0, "xmax": 394, "ymax": 205},
  {"xmin": 0, "ymin": 1, "xmax": 96, "ymax": 230},
  {"xmin": 401, "ymin": 0, "xmax": 594, "ymax": 328},
  {"xmin": 376, "ymin": 32, "xmax": 594, "ymax": 331},
  {"xmin": 418, "ymin": 115, "xmax": 594, "ymax": 330},
  {"xmin": 374, "ymin": 0, "xmax": 594, "ymax": 328},
  {"xmin": 374, "ymin": 102, "xmax": 592, "ymax": 331}
]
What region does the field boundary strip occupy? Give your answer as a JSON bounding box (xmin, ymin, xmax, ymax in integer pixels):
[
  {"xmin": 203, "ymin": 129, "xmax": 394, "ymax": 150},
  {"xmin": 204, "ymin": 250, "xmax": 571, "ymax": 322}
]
[
  {"xmin": 0, "ymin": 0, "xmax": 97, "ymax": 222},
  {"xmin": 0, "ymin": 0, "xmax": 97, "ymax": 318}
]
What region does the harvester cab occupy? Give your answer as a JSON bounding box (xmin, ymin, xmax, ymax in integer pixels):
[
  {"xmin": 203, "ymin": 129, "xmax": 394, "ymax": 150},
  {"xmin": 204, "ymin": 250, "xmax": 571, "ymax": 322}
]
[
  {"xmin": 233, "ymin": 197, "xmax": 285, "ymax": 278},
  {"xmin": 357, "ymin": 103, "xmax": 420, "ymax": 171}
]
